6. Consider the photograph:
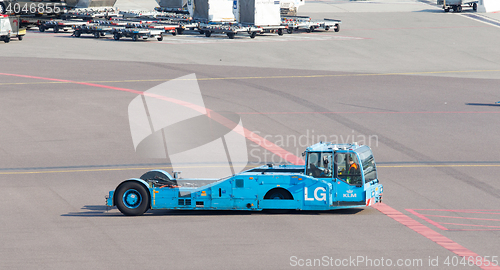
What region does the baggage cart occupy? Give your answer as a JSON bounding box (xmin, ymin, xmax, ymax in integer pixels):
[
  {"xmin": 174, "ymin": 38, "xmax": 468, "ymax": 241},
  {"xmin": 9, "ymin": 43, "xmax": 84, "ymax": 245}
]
[
  {"xmin": 437, "ymin": 0, "xmax": 478, "ymax": 12},
  {"xmin": 39, "ymin": 19, "xmax": 89, "ymax": 33},
  {"xmin": 282, "ymin": 16, "xmax": 340, "ymax": 33},
  {"xmin": 111, "ymin": 27, "xmax": 165, "ymax": 41}
]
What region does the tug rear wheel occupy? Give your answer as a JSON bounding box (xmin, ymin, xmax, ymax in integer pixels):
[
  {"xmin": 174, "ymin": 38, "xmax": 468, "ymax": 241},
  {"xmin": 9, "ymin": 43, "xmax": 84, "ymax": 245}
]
[
  {"xmin": 115, "ymin": 181, "xmax": 150, "ymax": 216},
  {"xmin": 264, "ymin": 188, "xmax": 293, "ymax": 214}
]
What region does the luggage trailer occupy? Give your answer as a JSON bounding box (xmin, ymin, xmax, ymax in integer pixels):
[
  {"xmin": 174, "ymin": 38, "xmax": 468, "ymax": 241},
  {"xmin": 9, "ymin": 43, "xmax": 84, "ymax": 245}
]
[
  {"xmin": 282, "ymin": 16, "xmax": 341, "ymax": 33},
  {"xmin": 437, "ymin": 0, "xmax": 478, "ymax": 12},
  {"xmin": 39, "ymin": 19, "xmax": 89, "ymax": 33},
  {"xmin": 199, "ymin": 21, "xmax": 287, "ymax": 39}
]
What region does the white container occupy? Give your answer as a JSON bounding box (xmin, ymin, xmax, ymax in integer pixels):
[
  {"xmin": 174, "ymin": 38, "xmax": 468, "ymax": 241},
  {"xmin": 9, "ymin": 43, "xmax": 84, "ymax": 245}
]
[
  {"xmin": 157, "ymin": 0, "xmax": 186, "ymax": 9},
  {"xmin": 234, "ymin": 0, "xmax": 281, "ymax": 26},
  {"xmin": 188, "ymin": 0, "xmax": 235, "ymax": 21}
]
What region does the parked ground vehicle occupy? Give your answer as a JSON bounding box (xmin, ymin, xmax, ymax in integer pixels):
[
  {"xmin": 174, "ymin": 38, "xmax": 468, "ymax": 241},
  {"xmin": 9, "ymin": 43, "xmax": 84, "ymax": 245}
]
[
  {"xmin": 0, "ymin": 14, "xmax": 25, "ymax": 42},
  {"xmin": 437, "ymin": 0, "xmax": 478, "ymax": 12},
  {"xmin": 106, "ymin": 142, "xmax": 383, "ymax": 216}
]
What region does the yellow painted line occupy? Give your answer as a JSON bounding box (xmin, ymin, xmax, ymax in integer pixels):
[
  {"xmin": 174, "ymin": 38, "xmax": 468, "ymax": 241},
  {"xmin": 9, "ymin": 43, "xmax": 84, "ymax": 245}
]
[
  {"xmin": 1, "ymin": 69, "xmax": 500, "ymax": 86},
  {"xmin": 1, "ymin": 164, "xmax": 499, "ymax": 175},
  {"xmin": 0, "ymin": 165, "xmax": 231, "ymax": 175}
]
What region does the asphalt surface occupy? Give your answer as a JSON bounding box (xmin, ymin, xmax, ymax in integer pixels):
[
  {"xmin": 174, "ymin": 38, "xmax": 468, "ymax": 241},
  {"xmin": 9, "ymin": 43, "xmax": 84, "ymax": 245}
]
[{"xmin": 1, "ymin": 0, "xmax": 500, "ymax": 269}]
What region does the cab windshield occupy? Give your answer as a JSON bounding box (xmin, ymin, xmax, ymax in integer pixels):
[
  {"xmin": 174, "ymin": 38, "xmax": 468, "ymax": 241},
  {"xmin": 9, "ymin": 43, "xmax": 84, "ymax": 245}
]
[
  {"xmin": 306, "ymin": 152, "xmax": 333, "ymax": 178},
  {"xmin": 357, "ymin": 148, "xmax": 377, "ymax": 183}
]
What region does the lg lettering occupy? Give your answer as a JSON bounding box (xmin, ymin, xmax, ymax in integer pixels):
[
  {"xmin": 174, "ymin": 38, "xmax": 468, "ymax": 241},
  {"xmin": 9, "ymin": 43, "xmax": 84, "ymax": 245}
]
[{"xmin": 304, "ymin": 187, "xmax": 326, "ymax": 201}]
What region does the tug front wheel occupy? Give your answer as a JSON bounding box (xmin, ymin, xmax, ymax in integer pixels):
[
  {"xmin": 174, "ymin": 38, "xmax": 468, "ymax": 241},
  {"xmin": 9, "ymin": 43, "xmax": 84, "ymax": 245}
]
[{"xmin": 115, "ymin": 181, "xmax": 150, "ymax": 216}]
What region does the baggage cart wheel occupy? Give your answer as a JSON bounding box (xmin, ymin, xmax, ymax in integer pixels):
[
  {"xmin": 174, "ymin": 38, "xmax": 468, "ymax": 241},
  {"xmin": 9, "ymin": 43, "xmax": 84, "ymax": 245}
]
[
  {"xmin": 113, "ymin": 33, "xmax": 120, "ymax": 40},
  {"xmin": 473, "ymin": 3, "xmax": 477, "ymax": 11},
  {"xmin": 325, "ymin": 26, "xmax": 330, "ymax": 31},
  {"xmin": 100, "ymin": 32, "xmax": 106, "ymax": 37},
  {"xmin": 53, "ymin": 26, "xmax": 59, "ymax": 33},
  {"xmin": 115, "ymin": 181, "xmax": 150, "ymax": 216},
  {"xmin": 278, "ymin": 28, "xmax": 283, "ymax": 36},
  {"xmin": 39, "ymin": 25, "xmax": 45, "ymax": 32},
  {"xmin": 4, "ymin": 36, "xmax": 10, "ymax": 43},
  {"xmin": 227, "ymin": 32, "xmax": 235, "ymax": 39},
  {"xmin": 444, "ymin": 7, "xmax": 450, "ymax": 12},
  {"xmin": 453, "ymin": 5, "xmax": 462, "ymax": 12},
  {"xmin": 334, "ymin": 24, "xmax": 340, "ymax": 32},
  {"xmin": 177, "ymin": 28, "xmax": 184, "ymax": 35},
  {"xmin": 171, "ymin": 31, "xmax": 177, "ymax": 36},
  {"xmin": 74, "ymin": 30, "xmax": 81, "ymax": 37},
  {"xmin": 94, "ymin": 32, "xmax": 100, "ymax": 39},
  {"xmin": 204, "ymin": 31, "xmax": 211, "ymax": 37},
  {"xmin": 250, "ymin": 32, "xmax": 257, "ymax": 38},
  {"xmin": 157, "ymin": 35, "xmax": 163, "ymax": 41},
  {"xmin": 287, "ymin": 28, "xmax": 293, "ymax": 34},
  {"xmin": 18, "ymin": 35, "xmax": 23, "ymax": 41},
  {"xmin": 132, "ymin": 34, "xmax": 138, "ymax": 41}
]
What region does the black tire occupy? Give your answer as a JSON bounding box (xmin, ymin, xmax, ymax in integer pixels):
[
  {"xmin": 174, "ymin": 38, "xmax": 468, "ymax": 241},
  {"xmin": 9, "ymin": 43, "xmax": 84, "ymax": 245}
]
[
  {"xmin": 287, "ymin": 28, "xmax": 292, "ymax": 34},
  {"xmin": 53, "ymin": 26, "xmax": 59, "ymax": 33},
  {"xmin": 177, "ymin": 28, "xmax": 184, "ymax": 35},
  {"xmin": 204, "ymin": 31, "xmax": 211, "ymax": 37},
  {"xmin": 444, "ymin": 7, "xmax": 450, "ymax": 12},
  {"xmin": 100, "ymin": 32, "xmax": 105, "ymax": 37},
  {"xmin": 227, "ymin": 32, "xmax": 235, "ymax": 39},
  {"xmin": 250, "ymin": 32, "xmax": 257, "ymax": 39},
  {"xmin": 264, "ymin": 188, "xmax": 293, "ymax": 214},
  {"xmin": 264, "ymin": 188, "xmax": 293, "ymax": 200},
  {"xmin": 157, "ymin": 35, "xmax": 163, "ymax": 41},
  {"xmin": 132, "ymin": 34, "xmax": 137, "ymax": 41},
  {"xmin": 115, "ymin": 181, "xmax": 150, "ymax": 216},
  {"xmin": 457, "ymin": 5, "xmax": 462, "ymax": 12},
  {"xmin": 74, "ymin": 30, "xmax": 81, "ymax": 37},
  {"xmin": 278, "ymin": 28, "xmax": 283, "ymax": 36},
  {"xmin": 325, "ymin": 26, "xmax": 330, "ymax": 31},
  {"xmin": 334, "ymin": 24, "xmax": 340, "ymax": 32},
  {"xmin": 18, "ymin": 35, "xmax": 23, "ymax": 41},
  {"xmin": 94, "ymin": 32, "xmax": 100, "ymax": 39},
  {"xmin": 305, "ymin": 28, "xmax": 311, "ymax": 33},
  {"xmin": 113, "ymin": 33, "xmax": 120, "ymax": 40},
  {"xmin": 140, "ymin": 170, "xmax": 177, "ymax": 187},
  {"xmin": 4, "ymin": 36, "xmax": 10, "ymax": 43},
  {"xmin": 39, "ymin": 25, "xmax": 45, "ymax": 32},
  {"xmin": 473, "ymin": 3, "xmax": 477, "ymax": 11}
]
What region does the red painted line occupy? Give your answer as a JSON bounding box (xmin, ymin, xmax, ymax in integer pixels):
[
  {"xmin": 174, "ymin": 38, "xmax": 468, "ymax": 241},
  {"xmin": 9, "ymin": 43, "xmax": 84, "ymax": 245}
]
[
  {"xmin": 237, "ymin": 111, "xmax": 500, "ymax": 115},
  {"xmin": 0, "ymin": 73, "xmax": 305, "ymax": 165},
  {"xmin": 410, "ymin": 209, "xmax": 500, "ymax": 212},
  {"xmin": 406, "ymin": 209, "xmax": 449, "ymax": 230},
  {"xmin": 4, "ymin": 72, "xmax": 498, "ymax": 268},
  {"xmin": 439, "ymin": 222, "xmax": 500, "ymax": 229},
  {"xmin": 374, "ymin": 204, "xmax": 500, "ymax": 270},
  {"xmin": 424, "ymin": 214, "xmax": 500, "ymax": 222}
]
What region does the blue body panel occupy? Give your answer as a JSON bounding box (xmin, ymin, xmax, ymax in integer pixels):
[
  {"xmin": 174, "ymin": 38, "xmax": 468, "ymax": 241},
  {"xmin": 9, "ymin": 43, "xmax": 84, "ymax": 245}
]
[{"xmin": 107, "ymin": 143, "xmax": 383, "ymax": 211}]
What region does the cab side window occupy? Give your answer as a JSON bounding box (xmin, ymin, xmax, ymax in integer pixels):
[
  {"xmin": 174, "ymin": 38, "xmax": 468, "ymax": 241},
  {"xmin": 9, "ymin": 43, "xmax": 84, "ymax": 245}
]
[
  {"xmin": 335, "ymin": 153, "xmax": 362, "ymax": 185},
  {"xmin": 306, "ymin": 152, "xmax": 333, "ymax": 178}
]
